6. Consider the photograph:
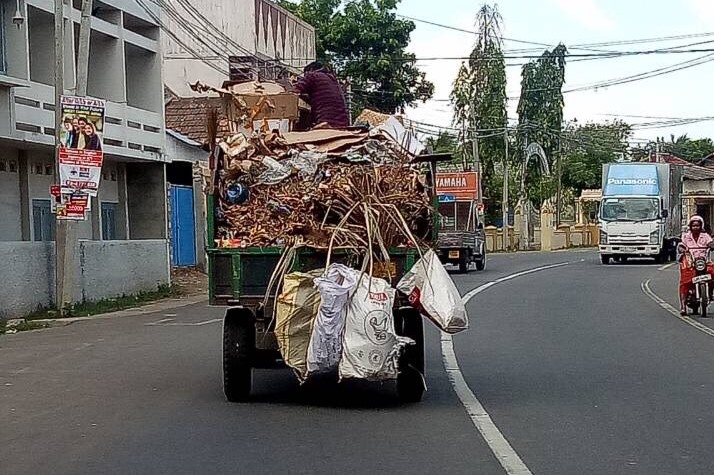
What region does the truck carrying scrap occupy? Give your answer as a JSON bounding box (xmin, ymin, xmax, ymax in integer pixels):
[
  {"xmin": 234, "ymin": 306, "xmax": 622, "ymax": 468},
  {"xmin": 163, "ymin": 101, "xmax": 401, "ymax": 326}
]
[{"xmin": 197, "ymin": 79, "xmax": 467, "ymax": 403}]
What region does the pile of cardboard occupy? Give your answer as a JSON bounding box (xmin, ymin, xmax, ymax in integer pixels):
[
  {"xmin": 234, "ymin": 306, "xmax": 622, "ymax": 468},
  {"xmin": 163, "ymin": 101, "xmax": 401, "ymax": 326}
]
[
  {"xmin": 212, "ymin": 129, "xmax": 432, "ymax": 249},
  {"xmin": 194, "ymin": 79, "xmax": 432, "ymax": 249}
]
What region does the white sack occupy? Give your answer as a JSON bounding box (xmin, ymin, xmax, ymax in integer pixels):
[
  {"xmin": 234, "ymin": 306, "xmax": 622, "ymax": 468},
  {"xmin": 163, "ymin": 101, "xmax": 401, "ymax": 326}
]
[
  {"xmin": 306, "ymin": 264, "xmax": 358, "ymax": 375},
  {"xmin": 339, "ymin": 275, "xmax": 413, "ymax": 381},
  {"xmin": 397, "ymin": 250, "xmax": 468, "ymax": 334}
]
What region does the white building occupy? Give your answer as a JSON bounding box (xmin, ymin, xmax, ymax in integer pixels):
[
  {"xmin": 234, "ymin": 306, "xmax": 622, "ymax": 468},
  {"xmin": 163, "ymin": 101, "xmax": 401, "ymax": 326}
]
[
  {"xmin": 0, "ymin": 0, "xmax": 169, "ymax": 317},
  {"xmin": 161, "ymin": 0, "xmax": 315, "ymax": 271},
  {"xmin": 162, "ymin": 0, "xmax": 316, "ymax": 96}
]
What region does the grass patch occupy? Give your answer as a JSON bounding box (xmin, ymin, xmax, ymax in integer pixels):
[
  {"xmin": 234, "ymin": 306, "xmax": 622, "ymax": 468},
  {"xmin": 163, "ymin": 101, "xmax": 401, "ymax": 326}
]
[
  {"xmin": 0, "ymin": 319, "xmax": 50, "ymax": 334},
  {"xmin": 24, "ymin": 284, "xmax": 182, "ymax": 321}
]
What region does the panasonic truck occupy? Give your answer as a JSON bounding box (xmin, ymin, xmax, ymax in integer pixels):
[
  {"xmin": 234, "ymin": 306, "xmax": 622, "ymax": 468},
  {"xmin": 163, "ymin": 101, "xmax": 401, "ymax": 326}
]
[{"xmin": 599, "ymin": 162, "xmax": 683, "ymax": 264}]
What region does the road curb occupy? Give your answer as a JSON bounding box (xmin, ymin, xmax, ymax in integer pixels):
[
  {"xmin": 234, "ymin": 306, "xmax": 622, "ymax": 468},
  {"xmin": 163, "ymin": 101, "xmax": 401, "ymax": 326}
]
[{"xmin": 30, "ymin": 295, "xmax": 208, "ymax": 328}]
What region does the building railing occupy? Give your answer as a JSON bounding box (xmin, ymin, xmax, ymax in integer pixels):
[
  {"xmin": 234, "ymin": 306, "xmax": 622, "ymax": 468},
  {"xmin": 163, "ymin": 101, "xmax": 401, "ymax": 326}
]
[{"xmin": 12, "ymin": 82, "xmax": 165, "ymax": 160}]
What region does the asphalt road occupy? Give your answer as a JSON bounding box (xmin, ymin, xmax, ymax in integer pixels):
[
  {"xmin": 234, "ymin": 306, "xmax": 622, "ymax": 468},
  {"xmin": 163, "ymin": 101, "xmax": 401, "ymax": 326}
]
[{"xmin": 3, "ymin": 250, "xmax": 714, "ymax": 475}]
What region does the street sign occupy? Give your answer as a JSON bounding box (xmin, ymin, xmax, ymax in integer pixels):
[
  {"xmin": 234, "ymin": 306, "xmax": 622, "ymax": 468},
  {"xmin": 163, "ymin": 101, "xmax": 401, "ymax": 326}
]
[
  {"xmin": 435, "ymin": 172, "xmax": 478, "ymax": 200},
  {"xmin": 438, "ymin": 194, "xmax": 455, "ymax": 203}
]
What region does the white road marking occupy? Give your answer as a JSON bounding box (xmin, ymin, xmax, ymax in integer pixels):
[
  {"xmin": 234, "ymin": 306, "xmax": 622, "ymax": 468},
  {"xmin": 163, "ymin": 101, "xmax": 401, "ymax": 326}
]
[
  {"xmin": 193, "ymin": 318, "xmax": 223, "ymax": 326},
  {"xmin": 641, "ymin": 280, "xmax": 714, "ymax": 338},
  {"xmin": 443, "ymin": 262, "xmax": 569, "ymax": 475},
  {"xmin": 145, "ymin": 318, "xmax": 222, "ymax": 327},
  {"xmin": 147, "ymin": 318, "xmax": 175, "ymax": 325},
  {"xmin": 658, "ymin": 262, "xmax": 676, "ymax": 271}
]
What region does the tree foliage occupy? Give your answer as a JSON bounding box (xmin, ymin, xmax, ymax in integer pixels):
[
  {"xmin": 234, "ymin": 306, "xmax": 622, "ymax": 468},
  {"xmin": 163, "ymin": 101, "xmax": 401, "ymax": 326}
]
[
  {"xmin": 561, "ymin": 120, "xmax": 632, "ymax": 193},
  {"xmin": 450, "ymin": 4, "xmax": 508, "ymax": 221},
  {"xmin": 278, "ymin": 0, "xmax": 434, "ymax": 113},
  {"xmin": 515, "ymin": 44, "xmax": 566, "ymax": 206}
]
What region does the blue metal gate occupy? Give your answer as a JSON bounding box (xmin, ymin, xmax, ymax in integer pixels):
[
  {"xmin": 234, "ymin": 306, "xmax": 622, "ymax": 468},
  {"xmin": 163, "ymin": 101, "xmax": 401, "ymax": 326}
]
[{"xmin": 170, "ymin": 185, "xmax": 197, "ymax": 266}]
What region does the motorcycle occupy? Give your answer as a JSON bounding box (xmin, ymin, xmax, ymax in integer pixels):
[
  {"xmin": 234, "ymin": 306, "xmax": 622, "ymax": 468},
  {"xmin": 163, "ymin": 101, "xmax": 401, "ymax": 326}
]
[{"xmin": 681, "ymin": 246, "xmax": 714, "ymax": 317}]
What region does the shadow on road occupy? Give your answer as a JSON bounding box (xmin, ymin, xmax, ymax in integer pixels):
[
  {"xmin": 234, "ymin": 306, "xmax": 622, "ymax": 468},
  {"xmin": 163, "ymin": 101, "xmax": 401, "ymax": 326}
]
[{"xmin": 226, "ymin": 370, "xmax": 409, "ymax": 409}]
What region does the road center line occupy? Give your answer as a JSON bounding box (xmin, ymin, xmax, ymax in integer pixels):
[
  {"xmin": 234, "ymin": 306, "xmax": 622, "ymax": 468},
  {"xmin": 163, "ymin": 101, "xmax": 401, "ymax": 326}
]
[
  {"xmin": 658, "ymin": 262, "xmax": 676, "ymax": 271},
  {"xmin": 641, "ymin": 280, "xmax": 714, "ymax": 338},
  {"xmin": 443, "ymin": 262, "xmax": 569, "ymax": 475}
]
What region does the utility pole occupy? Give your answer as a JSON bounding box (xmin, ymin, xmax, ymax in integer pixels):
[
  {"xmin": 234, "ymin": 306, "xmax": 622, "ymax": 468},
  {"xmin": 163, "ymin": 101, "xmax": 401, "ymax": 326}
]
[
  {"xmin": 473, "ymin": 135, "xmax": 483, "ymax": 223},
  {"xmin": 77, "ymin": 0, "xmax": 93, "ymax": 96},
  {"xmin": 502, "ymin": 129, "xmax": 509, "ymax": 250},
  {"xmin": 54, "ymin": 0, "xmax": 93, "ymax": 314},
  {"xmin": 556, "ymin": 141, "xmax": 562, "ymax": 227},
  {"xmin": 54, "ymin": 0, "xmax": 68, "ymax": 314}
]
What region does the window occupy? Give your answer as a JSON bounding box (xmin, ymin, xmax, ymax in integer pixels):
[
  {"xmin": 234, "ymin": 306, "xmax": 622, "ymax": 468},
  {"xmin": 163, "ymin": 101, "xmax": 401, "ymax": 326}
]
[
  {"xmin": 101, "ymin": 202, "xmax": 118, "ymax": 240},
  {"xmin": 33, "ymin": 200, "xmax": 55, "ymax": 241}
]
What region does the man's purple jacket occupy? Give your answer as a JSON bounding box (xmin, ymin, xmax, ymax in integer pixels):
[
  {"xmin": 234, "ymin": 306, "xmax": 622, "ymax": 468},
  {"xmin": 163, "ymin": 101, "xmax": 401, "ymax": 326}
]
[{"xmin": 293, "ymin": 68, "xmax": 350, "ymax": 128}]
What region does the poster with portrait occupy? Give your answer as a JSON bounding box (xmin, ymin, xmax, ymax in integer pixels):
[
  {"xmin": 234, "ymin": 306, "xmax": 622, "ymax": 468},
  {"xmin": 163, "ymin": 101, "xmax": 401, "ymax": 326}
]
[{"xmin": 58, "ymin": 96, "xmax": 105, "ymax": 196}]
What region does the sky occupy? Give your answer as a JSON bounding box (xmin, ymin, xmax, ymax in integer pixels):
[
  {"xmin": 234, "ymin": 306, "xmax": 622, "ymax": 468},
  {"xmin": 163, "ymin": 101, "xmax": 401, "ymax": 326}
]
[{"xmin": 397, "ymin": 0, "xmax": 714, "ymax": 144}]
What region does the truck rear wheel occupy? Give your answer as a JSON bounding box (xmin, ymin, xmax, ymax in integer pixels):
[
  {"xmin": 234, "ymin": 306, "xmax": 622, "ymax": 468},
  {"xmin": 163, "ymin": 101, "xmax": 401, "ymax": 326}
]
[
  {"xmin": 476, "ymin": 254, "xmax": 486, "ymax": 271},
  {"xmin": 223, "ymin": 308, "xmax": 255, "ymax": 402},
  {"xmin": 600, "ymin": 255, "xmax": 610, "ymax": 265},
  {"xmin": 458, "ymin": 253, "xmax": 470, "ymax": 274},
  {"xmin": 395, "ymin": 308, "xmax": 425, "ymax": 403}
]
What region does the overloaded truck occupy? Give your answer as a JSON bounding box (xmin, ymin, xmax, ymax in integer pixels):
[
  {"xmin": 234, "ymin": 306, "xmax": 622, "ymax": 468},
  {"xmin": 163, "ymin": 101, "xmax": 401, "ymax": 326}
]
[
  {"xmin": 598, "ymin": 162, "xmax": 683, "ymax": 264},
  {"xmin": 199, "ymin": 81, "xmax": 460, "ymax": 403}
]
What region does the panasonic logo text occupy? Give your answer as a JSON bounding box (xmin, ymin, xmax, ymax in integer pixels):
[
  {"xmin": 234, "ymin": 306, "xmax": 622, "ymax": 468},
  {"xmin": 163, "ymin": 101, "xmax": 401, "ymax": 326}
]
[{"xmin": 607, "ymin": 178, "xmax": 657, "ymax": 186}]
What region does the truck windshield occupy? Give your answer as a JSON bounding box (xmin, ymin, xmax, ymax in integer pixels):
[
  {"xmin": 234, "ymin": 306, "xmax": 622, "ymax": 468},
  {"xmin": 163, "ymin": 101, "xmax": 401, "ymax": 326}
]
[{"xmin": 600, "ymin": 198, "xmax": 659, "ymax": 222}]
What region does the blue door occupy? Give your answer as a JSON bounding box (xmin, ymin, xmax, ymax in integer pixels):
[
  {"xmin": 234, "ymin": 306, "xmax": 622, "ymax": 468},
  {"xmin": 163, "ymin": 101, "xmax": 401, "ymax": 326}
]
[{"xmin": 170, "ymin": 185, "xmax": 197, "ymax": 266}]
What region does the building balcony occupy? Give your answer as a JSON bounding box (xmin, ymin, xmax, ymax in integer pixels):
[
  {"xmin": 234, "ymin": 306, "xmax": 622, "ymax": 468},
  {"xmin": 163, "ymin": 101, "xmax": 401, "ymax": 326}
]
[{"xmin": 9, "ymin": 81, "xmax": 165, "ymax": 160}]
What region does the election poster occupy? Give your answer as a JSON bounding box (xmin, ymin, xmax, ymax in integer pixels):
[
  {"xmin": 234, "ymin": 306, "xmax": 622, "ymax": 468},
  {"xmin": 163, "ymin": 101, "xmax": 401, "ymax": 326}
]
[{"xmin": 58, "ymin": 96, "xmax": 105, "ymax": 195}]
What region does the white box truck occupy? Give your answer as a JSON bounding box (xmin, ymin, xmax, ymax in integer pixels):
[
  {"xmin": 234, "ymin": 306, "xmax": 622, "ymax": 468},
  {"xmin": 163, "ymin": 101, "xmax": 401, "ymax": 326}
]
[{"xmin": 599, "ymin": 162, "xmax": 683, "ymax": 264}]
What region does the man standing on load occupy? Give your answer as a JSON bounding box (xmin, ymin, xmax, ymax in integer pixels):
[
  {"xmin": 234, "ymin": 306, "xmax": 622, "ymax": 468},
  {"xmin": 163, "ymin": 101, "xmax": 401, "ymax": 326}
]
[{"xmin": 292, "ymin": 61, "xmax": 350, "ymax": 129}]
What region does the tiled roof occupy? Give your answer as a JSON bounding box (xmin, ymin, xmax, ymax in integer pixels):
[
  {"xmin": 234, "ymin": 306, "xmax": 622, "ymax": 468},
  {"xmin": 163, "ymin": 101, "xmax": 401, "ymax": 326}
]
[
  {"xmin": 164, "ymin": 97, "xmax": 228, "ymax": 145},
  {"xmin": 659, "ymin": 153, "xmax": 714, "ymax": 180}
]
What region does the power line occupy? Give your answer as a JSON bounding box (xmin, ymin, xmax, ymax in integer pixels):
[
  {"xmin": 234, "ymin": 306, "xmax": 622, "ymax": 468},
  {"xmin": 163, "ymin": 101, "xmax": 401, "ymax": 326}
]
[
  {"xmin": 398, "ymin": 13, "xmax": 714, "ymax": 52},
  {"xmin": 281, "ymin": 48, "xmax": 714, "ymax": 63}
]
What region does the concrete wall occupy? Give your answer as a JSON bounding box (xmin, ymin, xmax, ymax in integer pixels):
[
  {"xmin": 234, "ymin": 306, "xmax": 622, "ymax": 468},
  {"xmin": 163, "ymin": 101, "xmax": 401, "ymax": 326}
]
[
  {"xmin": 0, "ymin": 239, "xmax": 169, "ymax": 318},
  {"xmin": 127, "ymin": 162, "xmax": 167, "ymax": 239},
  {"xmin": 1, "ymin": 241, "xmax": 56, "ymax": 316},
  {"xmin": 76, "ymin": 240, "xmax": 169, "ymax": 302},
  {"xmin": 0, "ymin": 147, "xmax": 22, "ymax": 241}
]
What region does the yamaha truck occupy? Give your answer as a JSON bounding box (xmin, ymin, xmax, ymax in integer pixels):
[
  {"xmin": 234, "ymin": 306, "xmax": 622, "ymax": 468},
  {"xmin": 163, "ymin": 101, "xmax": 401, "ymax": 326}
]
[{"xmin": 599, "ymin": 162, "xmax": 683, "ymax": 265}]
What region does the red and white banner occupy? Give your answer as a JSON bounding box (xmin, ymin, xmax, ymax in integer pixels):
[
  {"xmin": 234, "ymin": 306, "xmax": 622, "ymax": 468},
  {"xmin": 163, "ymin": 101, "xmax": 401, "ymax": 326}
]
[{"xmin": 58, "ymin": 148, "xmax": 103, "ymax": 194}]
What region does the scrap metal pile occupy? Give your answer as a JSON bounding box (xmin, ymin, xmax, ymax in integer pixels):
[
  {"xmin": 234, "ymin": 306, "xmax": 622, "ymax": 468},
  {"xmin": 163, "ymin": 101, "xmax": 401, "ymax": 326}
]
[{"xmin": 213, "ymin": 125, "xmax": 433, "ymax": 249}]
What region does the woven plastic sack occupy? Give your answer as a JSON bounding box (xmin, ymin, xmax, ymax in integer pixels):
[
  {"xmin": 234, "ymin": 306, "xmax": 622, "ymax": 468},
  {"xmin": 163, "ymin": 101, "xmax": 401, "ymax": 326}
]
[
  {"xmin": 339, "ymin": 275, "xmax": 413, "ymax": 381},
  {"xmin": 397, "ymin": 250, "xmax": 468, "ymax": 334}
]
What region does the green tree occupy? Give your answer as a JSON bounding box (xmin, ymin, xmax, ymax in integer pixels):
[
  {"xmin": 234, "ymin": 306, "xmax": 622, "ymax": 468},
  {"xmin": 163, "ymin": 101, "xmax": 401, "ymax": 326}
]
[
  {"xmin": 279, "ymin": 0, "xmax": 434, "ymax": 113},
  {"xmin": 450, "ymin": 4, "xmax": 508, "ymax": 222},
  {"xmin": 516, "ymin": 44, "xmax": 567, "ymax": 205},
  {"xmin": 424, "ymin": 131, "xmax": 458, "ymax": 154},
  {"xmin": 561, "ymin": 120, "xmax": 632, "ymax": 193},
  {"xmin": 660, "ymin": 134, "xmax": 714, "ymax": 162}
]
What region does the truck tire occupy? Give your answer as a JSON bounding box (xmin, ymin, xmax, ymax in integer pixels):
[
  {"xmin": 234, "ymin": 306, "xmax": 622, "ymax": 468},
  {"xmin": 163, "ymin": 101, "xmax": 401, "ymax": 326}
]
[
  {"xmin": 654, "ymin": 252, "xmax": 666, "ymax": 265},
  {"xmin": 476, "ymin": 244, "xmax": 486, "ymax": 271},
  {"xmin": 223, "ymin": 308, "xmax": 255, "ymax": 402},
  {"xmin": 458, "ymin": 253, "xmax": 469, "ymax": 274},
  {"xmin": 395, "ymin": 308, "xmax": 425, "ymax": 403},
  {"xmin": 600, "ymin": 255, "xmax": 610, "ymax": 265}
]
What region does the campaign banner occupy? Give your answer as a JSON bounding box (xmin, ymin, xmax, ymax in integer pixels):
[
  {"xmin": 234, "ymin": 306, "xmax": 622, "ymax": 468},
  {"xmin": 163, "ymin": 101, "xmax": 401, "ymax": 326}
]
[
  {"xmin": 51, "ymin": 186, "xmax": 90, "ymax": 220},
  {"xmin": 59, "ymin": 96, "xmax": 105, "ymax": 195}
]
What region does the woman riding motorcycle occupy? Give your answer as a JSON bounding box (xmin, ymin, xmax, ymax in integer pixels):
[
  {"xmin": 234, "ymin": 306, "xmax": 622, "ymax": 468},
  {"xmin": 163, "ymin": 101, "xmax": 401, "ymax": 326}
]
[{"xmin": 678, "ymin": 215, "xmax": 714, "ymax": 315}]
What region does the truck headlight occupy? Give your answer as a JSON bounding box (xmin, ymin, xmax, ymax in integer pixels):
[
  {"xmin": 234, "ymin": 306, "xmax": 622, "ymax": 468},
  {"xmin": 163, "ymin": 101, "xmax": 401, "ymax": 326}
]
[
  {"xmin": 599, "ymin": 230, "xmax": 607, "ymax": 244},
  {"xmin": 649, "ymin": 231, "xmax": 660, "ymax": 245}
]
